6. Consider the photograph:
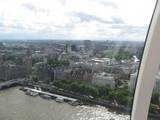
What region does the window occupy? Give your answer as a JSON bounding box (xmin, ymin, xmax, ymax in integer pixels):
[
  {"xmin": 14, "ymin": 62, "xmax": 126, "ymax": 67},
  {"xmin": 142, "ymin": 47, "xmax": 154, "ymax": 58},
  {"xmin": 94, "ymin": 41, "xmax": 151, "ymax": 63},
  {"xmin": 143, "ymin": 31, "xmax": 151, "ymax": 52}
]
[{"xmin": 0, "ymin": 0, "xmax": 157, "ymax": 120}]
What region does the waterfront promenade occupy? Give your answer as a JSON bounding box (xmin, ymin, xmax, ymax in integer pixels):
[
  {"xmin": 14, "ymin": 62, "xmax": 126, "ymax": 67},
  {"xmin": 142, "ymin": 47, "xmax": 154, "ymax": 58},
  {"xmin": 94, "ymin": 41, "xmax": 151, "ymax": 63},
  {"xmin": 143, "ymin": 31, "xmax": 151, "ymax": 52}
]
[{"xmin": 0, "ymin": 79, "xmax": 129, "ymax": 113}]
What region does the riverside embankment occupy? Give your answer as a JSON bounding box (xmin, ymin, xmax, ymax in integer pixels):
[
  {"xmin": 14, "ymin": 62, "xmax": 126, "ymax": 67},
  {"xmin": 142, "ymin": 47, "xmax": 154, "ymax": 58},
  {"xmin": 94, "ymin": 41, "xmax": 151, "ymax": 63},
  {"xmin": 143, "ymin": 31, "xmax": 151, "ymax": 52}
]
[
  {"xmin": 0, "ymin": 79, "xmax": 129, "ymax": 113},
  {"xmin": 0, "ymin": 79, "xmax": 159, "ymax": 119}
]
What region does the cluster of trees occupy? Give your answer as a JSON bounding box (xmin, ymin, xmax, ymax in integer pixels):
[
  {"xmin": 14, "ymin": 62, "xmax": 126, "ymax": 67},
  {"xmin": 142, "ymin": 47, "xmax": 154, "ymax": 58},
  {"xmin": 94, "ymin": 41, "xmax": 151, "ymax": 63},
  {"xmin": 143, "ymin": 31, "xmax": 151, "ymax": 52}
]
[
  {"xmin": 51, "ymin": 80, "xmax": 132, "ymax": 106},
  {"xmin": 104, "ymin": 48, "xmax": 133, "ymax": 61},
  {"xmin": 48, "ymin": 58, "xmax": 69, "ymax": 66},
  {"xmin": 114, "ymin": 48, "xmax": 132, "ymax": 61},
  {"xmin": 103, "ymin": 45, "xmax": 144, "ymax": 62},
  {"xmin": 151, "ymin": 92, "xmax": 160, "ymax": 105},
  {"xmin": 51, "ymin": 79, "xmax": 160, "ymax": 112},
  {"xmin": 52, "ymin": 80, "xmax": 99, "ymax": 96},
  {"xmin": 107, "ymin": 86, "xmax": 132, "ymax": 106}
]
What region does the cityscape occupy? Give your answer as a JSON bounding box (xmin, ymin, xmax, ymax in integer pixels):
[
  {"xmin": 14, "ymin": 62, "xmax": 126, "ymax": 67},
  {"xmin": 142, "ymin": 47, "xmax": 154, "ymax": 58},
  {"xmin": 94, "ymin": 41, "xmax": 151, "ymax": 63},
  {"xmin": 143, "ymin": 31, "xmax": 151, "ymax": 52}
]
[
  {"xmin": 0, "ymin": 39, "xmax": 160, "ymax": 119},
  {"xmin": 0, "ymin": 39, "xmax": 145, "ymax": 119},
  {"xmin": 0, "ymin": 0, "xmax": 157, "ymax": 119}
]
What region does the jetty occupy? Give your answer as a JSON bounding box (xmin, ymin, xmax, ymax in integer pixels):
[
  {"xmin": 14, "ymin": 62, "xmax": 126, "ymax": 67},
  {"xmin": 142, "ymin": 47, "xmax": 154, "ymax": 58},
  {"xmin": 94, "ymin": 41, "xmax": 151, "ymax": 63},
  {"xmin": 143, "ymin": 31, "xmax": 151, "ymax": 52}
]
[{"xmin": 24, "ymin": 87, "xmax": 77, "ymax": 102}]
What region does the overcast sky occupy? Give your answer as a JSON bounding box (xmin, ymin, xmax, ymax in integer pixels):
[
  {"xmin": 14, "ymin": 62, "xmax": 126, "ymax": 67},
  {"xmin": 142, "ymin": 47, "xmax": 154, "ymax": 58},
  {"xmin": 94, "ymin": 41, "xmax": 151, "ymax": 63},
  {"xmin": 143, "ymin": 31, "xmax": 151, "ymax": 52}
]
[{"xmin": 0, "ymin": 0, "xmax": 156, "ymax": 41}]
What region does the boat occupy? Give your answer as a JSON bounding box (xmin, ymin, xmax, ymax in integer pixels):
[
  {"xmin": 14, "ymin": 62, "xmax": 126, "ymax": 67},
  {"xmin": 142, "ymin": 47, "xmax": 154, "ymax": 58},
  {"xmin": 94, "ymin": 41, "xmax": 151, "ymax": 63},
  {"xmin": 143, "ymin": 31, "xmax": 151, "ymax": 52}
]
[
  {"xmin": 40, "ymin": 94, "xmax": 51, "ymax": 100},
  {"xmin": 19, "ymin": 87, "xmax": 27, "ymax": 92},
  {"xmin": 25, "ymin": 90, "xmax": 39, "ymax": 97},
  {"xmin": 68, "ymin": 101, "xmax": 79, "ymax": 106},
  {"xmin": 55, "ymin": 97, "xmax": 64, "ymax": 103}
]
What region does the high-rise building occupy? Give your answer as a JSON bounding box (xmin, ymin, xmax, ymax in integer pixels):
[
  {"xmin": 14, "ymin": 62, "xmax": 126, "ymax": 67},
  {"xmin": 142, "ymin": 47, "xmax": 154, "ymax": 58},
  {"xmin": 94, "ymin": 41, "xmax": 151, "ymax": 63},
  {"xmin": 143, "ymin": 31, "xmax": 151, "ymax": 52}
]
[
  {"xmin": 65, "ymin": 43, "xmax": 71, "ymax": 53},
  {"xmin": 71, "ymin": 44, "xmax": 78, "ymax": 52},
  {"xmin": 24, "ymin": 47, "xmax": 32, "ymax": 76},
  {"xmin": 84, "ymin": 40, "xmax": 93, "ymax": 52}
]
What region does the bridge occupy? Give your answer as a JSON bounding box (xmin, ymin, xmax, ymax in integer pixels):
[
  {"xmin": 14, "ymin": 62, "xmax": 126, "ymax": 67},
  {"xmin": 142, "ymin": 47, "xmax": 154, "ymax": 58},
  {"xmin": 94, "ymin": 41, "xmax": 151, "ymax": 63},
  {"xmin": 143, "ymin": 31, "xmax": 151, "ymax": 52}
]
[{"xmin": 0, "ymin": 78, "xmax": 27, "ymax": 90}]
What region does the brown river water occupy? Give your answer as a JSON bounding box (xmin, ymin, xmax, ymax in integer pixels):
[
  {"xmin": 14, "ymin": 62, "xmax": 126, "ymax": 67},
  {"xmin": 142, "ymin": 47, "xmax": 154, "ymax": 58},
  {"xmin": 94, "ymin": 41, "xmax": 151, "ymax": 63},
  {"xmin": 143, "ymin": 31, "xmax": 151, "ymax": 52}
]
[{"xmin": 0, "ymin": 87, "xmax": 130, "ymax": 120}]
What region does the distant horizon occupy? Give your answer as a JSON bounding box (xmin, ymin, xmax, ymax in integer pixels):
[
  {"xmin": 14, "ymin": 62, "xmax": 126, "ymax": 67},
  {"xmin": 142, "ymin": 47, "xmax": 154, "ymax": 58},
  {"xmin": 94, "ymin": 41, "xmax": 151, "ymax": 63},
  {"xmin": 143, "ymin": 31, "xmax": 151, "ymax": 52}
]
[{"xmin": 0, "ymin": 39, "xmax": 145, "ymax": 42}]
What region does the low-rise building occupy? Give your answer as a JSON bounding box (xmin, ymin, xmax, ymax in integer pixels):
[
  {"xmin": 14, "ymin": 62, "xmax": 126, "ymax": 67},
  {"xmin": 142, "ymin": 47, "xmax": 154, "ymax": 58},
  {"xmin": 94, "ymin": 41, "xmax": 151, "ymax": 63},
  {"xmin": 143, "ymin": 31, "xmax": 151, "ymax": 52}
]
[
  {"xmin": 92, "ymin": 72, "xmax": 115, "ymax": 88},
  {"xmin": 129, "ymin": 72, "xmax": 138, "ymax": 91}
]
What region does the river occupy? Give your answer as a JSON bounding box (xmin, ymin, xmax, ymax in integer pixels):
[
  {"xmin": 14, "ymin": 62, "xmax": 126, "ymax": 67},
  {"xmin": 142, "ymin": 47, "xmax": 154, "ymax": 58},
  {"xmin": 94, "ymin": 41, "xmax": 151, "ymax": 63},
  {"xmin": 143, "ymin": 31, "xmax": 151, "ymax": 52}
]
[{"xmin": 0, "ymin": 87, "xmax": 130, "ymax": 120}]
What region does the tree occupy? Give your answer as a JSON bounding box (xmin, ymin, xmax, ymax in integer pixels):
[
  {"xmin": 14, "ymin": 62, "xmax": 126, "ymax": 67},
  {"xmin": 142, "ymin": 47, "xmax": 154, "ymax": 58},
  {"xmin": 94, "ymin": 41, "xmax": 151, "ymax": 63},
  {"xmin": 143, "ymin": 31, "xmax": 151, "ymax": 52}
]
[
  {"xmin": 115, "ymin": 48, "xmax": 132, "ymax": 61},
  {"xmin": 108, "ymin": 90, "xmax": 116, "ymax": 101},
  {"xmin": 96, "ymin": 85, "xmax": 111, "ymax": 97},
  {"xmin": 151, "ymin": 92, "xmax": 160, "ymax": 105},
  {"xmin": 32, "ymin": 75, "xmax": 38, "ymax": 82},
  {"xmin": 149, "ymin": 104, "xmax": 159, "ymax": 113},
  {"xmin": 115, "ymin": 87, "xmax": 130, "ymax": 105}
]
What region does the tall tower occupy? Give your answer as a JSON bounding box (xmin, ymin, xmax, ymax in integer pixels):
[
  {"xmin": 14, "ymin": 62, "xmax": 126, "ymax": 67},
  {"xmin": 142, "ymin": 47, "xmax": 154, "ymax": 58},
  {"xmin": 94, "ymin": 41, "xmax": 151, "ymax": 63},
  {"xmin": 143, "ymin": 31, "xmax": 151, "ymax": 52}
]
[
  {"xmin": 65, "ymin": 43, "xmax": 71, "ymax": 53},
  {"xmin": 84, "ymin": 40, "xmax": 93, "ymax": 52},
  {"xmin": 24, "ymin": 47, "xmax": 32, "ymax": 77}
]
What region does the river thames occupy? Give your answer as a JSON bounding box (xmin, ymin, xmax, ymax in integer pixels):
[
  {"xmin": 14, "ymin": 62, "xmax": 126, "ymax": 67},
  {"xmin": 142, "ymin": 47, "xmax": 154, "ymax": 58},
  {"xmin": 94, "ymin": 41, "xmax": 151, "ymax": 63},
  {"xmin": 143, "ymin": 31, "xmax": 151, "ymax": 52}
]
[{"xmin": 0, "ymin": 87, "xmax": 130, "ymax": 120}]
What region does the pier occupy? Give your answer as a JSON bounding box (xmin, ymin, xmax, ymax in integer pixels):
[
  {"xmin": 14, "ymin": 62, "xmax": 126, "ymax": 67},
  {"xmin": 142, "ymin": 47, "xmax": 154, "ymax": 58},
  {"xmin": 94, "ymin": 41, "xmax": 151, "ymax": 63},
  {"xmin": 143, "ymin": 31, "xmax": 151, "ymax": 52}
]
[
  {"xmin": 24, "ymin": 87, "xmax": 77, "ymax": 102},
  {"xmin": 0, "ymin": 80, "xmax": 129, "ymax": 113}
]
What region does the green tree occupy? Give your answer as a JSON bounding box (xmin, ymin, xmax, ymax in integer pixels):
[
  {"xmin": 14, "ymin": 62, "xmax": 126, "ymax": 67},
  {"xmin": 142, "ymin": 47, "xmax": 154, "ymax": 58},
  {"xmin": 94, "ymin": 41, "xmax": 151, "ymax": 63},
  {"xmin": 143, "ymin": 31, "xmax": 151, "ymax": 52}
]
[
  {"xmin": 115, "ymin": 87, "xmax": 130, "ymax": 105},
  {"xmin": 151, "ymin": 92, "xmax": 160, "ymax": 105},
  {"xmin": 108, "ymin": 90, "xmax": 116, "ymax": 101},
  {"xmin": 115, "ymin": 48, "xmax": 132, "ymax": 61}
]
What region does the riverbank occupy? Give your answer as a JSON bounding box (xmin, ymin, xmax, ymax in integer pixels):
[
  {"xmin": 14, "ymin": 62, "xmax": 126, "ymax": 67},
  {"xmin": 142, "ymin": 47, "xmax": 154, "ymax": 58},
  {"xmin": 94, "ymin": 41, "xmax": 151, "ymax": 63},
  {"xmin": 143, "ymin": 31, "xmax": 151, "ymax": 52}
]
[
  {"xmin": 0, "ymin": 79, "xmax": 130, "ymax": 114},
  {"xmin": 0, "ymin": 79, "xmax": 159, "ymax": 119},
  {"xmin": 16, "ymin": 85, "xmax": 160, "ymax": 119},
  {"xmin": 19, "ymin": 80, "xmax": 132, "ymax": 114},
  {"xmin": 0, "ymin": 87, "xmax": 130, "ymax": 120}
]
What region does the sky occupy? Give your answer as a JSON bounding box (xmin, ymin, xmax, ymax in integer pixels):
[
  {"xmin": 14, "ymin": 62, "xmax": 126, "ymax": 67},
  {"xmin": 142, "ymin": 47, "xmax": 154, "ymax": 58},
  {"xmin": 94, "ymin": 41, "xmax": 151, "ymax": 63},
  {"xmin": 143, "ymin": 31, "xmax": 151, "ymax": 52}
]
[{"xmin": 0, "ymin": 0, "xmax": 157, "ymax": 41}]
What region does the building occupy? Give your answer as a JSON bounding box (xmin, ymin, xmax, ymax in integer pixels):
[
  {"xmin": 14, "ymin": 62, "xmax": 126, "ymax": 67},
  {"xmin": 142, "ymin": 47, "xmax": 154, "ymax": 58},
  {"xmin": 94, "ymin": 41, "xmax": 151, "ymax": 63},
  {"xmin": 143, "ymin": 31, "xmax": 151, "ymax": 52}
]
[
  {"xmin": 71, "ymin": 44, "xmax": 78, "ymax": 52},
  {"xmin": 83, "ymin": 40, "xmax": 94, "ymax": 55},
  {"xmin": 34, "ymin": 62, "xmax": 51, "ymax": 82},
  {"xmin": 129, "ymin": 72, "xmax": 138, "ymax": 91},
  {"xmin": 0, "ymin": 46, "xmax": 32, "ymax": 81},
  {"xmin": 65, "ymin": 43, "xmax": 71, "ymax": 53},
  {"xmin": 92, "ymin": 72, "xmax": 115, "ymax": 88},
  {"xmin": 88, "ymin": 58, "xmax": 112, "ymax": 65}
]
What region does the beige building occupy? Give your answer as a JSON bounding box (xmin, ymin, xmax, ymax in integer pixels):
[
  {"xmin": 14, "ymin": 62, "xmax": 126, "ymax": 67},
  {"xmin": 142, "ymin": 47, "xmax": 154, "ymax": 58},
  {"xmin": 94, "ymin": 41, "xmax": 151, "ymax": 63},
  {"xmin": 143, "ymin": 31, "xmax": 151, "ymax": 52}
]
[
  {"xmin": 129, "ymin": 72, "xmax": 138, "ymax": 91},
  {"xmin": 92, "ymin": 72, "xmax": 115, "ymax": 88}
]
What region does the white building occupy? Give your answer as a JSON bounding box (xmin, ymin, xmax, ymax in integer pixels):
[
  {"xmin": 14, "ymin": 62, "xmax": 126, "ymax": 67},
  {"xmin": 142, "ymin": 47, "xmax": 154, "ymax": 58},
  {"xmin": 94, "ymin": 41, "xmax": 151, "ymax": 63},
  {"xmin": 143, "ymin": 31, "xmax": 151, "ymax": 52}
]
[
  {"xmin": 88, "ymin": 57, "xmax": 112, "ymax": 66},
  {"xmin": 92, "ymin": 72, "xmax": 115, "ymax": 88},
  {"xmin": 129, "ymin": 72, "xmax": 138, "ymax": 91}
]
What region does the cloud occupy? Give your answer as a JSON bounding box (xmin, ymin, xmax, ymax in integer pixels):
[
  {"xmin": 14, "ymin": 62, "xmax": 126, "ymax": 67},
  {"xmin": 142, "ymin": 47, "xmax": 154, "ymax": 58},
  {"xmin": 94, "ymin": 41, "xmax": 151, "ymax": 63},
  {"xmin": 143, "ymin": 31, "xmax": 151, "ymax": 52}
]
[
  {"xmin": 110, "ymin": 24, "xmax": 148, "ymax": 40},
  {"xmin": 22, "ymin": 3, "xmax": 49, "ymax": 13},
  {"xmin": 0, "ymin": 0, "xmax": 156, "ymax": 41},
  {"xmin": 111, "ymin": 17, "xmax": 124, "ymax": 24},
  {"xmin": 70, "ymin": 12, "xmax": 124, "ymax": 25},
  {"xmin": 91, "ymin": 0, "xmax": 118, "ymax": 8},
  {"xmin": 71, "ymin": 12, "xmax": 110, "ymax": 24},
  {"xmin": 22, "ymin": 3, "xmax": 37, "ymax": 12}
]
